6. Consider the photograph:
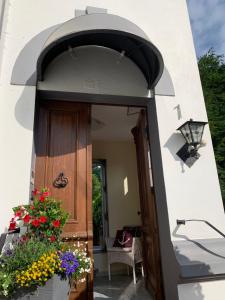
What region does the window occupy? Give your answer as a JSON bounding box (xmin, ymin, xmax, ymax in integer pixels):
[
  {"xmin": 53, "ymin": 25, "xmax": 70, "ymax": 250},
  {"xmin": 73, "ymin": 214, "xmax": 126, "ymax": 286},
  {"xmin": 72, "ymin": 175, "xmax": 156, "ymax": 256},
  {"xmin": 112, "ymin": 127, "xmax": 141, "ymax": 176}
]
[{"xmin": 92, "ymin": 160, "xmax": 108, "ymax": 252}]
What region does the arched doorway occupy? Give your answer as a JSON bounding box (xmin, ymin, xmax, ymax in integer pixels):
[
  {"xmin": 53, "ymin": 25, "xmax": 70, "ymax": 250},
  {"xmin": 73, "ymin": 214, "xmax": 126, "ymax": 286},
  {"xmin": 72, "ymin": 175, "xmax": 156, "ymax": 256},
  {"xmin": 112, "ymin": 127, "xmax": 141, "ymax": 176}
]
[{"xmin": 34, "ymin": 12, "xmax": 179, "ymax": 300}]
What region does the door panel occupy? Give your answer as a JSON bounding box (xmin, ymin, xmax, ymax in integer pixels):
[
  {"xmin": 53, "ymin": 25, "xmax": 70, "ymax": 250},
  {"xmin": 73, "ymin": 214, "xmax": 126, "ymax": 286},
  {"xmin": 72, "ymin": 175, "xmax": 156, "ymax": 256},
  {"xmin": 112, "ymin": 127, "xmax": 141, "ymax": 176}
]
[
  {"xmin": 132, "ymin": 110, "xmax": 164, "ymax": 300},
  {"xmin": 34, "ymin": 101, "xmax": 92, "ymax": 300},
  {"xmin": 48, "ymin": 111, "xmax": 77, "ymax": 222}
]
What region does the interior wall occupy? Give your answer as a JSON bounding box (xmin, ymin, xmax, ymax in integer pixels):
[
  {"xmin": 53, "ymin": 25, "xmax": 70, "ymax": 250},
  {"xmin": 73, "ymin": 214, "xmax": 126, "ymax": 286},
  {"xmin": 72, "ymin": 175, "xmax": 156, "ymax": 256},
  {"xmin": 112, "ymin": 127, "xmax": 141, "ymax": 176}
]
[
  {"xmin": 93, "ymin": 140, "xmax": 141, "ymax": 237},
  {"xmin": 93, "ymin": 140, "xmax": 141, "ymax": 273}
]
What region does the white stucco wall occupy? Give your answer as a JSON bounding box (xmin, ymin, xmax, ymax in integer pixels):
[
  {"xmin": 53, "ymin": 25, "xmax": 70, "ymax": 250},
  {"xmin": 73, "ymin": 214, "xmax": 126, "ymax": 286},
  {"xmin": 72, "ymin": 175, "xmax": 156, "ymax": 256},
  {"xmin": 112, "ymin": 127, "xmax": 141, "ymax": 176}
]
[
  {"xmin": 153, "ymin": 4, "xmax": 225, "ymax": 240},
  {"xmin": 0, "ymin": 85, "xmax": 35, "ymax": 233},
  {"xmin": 178, "ymin": 280, "xmax": 225, "ymax": 300},
  {"xmin": 0, "ymin": 1, "xmax": 224, "ymax": 298}
]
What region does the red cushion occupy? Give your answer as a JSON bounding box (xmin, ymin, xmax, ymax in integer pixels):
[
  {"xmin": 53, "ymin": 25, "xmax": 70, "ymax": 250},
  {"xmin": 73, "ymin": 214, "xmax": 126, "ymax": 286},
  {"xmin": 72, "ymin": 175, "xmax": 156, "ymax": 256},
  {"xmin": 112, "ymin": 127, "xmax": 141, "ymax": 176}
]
[{"xmin": 113, "ymin": 230, "xmax": 133, "ymax": 248}]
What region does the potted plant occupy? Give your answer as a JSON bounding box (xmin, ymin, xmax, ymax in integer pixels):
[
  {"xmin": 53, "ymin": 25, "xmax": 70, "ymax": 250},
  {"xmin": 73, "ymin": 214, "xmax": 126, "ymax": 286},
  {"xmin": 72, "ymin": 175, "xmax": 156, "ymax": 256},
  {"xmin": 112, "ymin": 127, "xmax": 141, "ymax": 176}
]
[{"xmin": 0, "ymin": 189, "xmax": 92, "ymax": 299}]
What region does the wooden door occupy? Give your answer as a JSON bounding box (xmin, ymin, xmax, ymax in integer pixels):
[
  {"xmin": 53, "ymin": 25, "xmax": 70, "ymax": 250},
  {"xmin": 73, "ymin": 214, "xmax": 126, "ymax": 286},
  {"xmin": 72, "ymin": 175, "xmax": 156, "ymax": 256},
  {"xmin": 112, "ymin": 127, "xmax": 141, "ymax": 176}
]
[
  {"xmin": 34, "ymin": 101, "xmax": 93, "ymax": 300},
  {"xmin": 132, "ymin": 110, "xmax": 164, "ymax": 300}
]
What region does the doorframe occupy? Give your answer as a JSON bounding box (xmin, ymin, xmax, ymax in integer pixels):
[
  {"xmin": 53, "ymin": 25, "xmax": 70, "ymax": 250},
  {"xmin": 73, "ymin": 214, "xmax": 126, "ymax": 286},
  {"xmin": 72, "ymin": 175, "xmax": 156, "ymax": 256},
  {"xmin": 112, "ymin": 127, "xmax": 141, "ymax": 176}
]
[{"xmin": 36, "ymin": 89, "xmax": 180, "ymax": 300}]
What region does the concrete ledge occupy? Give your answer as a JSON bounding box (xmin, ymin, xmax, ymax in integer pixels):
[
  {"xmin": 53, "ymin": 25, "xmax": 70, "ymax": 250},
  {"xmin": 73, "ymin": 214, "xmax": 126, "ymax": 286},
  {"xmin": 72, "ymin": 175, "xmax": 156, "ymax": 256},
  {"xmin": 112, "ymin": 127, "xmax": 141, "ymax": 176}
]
[{"xmin": 173, "ymin": 238, "xmax": 225, "ymax": 278}]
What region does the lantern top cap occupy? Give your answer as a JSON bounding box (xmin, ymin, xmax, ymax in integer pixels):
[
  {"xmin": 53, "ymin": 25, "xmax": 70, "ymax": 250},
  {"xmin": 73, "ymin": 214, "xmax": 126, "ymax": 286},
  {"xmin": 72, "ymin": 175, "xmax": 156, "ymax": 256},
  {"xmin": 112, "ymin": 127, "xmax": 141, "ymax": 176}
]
[{"xmin": 177, "ymin": 119, "xmax": 208, "ymax": 131}]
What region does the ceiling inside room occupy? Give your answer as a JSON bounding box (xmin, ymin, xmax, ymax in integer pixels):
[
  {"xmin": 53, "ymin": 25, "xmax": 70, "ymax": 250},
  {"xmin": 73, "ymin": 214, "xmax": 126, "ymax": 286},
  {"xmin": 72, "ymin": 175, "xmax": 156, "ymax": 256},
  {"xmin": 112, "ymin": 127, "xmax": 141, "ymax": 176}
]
[{"xmin": 91, "ymin": 105, "xmax": 142, "ymax": 141}]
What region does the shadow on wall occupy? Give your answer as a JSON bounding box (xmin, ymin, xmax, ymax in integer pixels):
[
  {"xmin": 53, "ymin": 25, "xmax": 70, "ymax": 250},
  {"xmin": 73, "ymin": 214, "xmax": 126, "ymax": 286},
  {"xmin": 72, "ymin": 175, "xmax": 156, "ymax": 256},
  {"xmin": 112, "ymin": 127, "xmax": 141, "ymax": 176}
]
[
  {"xmin": 173, "ymin": 225, "xmax": 217, "ymax": 300},
  {"xmin": 176, "ymin": 256, "xmax": 205, "ymax": 300},
  {"xmin": 164, "ymin": 132, "xmax": 185, "ymax": 173},
  {"xmin": 174, "ymin": 246, "xmax": 209, "ymax": 300},
  {"xmin": 14, "ymin": 86, "xmax": 36, "ymax": 131},
  {"xmin": 12, "ymin": 25, "xmax": 61, "ymax": 131},
  {"xmin": 11, "ymin": 25, "xmax": 59, "ymax": 86},
  {"xmin": 173, "ymin": 225, "xmax": 225, "ymax": 260}
]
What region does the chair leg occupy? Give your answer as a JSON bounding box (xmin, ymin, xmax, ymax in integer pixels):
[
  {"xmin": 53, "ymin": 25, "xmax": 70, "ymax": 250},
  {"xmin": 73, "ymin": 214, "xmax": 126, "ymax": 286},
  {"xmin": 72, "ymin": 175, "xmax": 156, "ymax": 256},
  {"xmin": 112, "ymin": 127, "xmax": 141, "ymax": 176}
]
[
  {"xmin": 141, "ymin": 264, "xmax": 144, "ymax": 277},
  {"xmin": 133, "ymin": 264, "xmax": 136, "ymax": 285},
  {"xmin": 108, "ymin": 263, "xmax": 111, "ymax": 281}
]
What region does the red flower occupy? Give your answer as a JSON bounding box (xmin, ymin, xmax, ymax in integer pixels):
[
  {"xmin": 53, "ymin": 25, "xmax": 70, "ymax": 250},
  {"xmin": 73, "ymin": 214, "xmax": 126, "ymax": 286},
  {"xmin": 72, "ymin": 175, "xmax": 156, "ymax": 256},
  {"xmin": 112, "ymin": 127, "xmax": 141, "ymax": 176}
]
[
  {"xmin": 50, "ymin": 235, "xmax": 56, "ymax": 242},
  {"xmin": 21, "ymin": 235, "xmax": 29, "ymax": 242},
  {"xmin": 39, "ymin": 216, "xmax": 47, "ymax": 223},
  {"xmin": 42, "ymin": 191, "xmax": 49, "ymax": 197},
  {"xmin": 9, "ymin": 222, "xmax": 16, "ymax": 231},
  {"xmin": 31, "ymin": 219, "xmax": 40, "ymax": 227},
  {"xmin": 15, "ymin": 210, "xmax": 22, "ymax": 217},
  {"xmin": 30, "ymin": 205, "xmax": 35, "ymax": 210},
  {"xmin": 52, "ymin": 220, "xmax": 60, "ymax": 228},
  {"xmin": 39, "ymin": 195, "xmax": 45, "ymax": 202},
  {"xmin": 23, "ymin": 214, "xmax": 30, "ymax": 223},
  {"xmin": 33, "ymin": 188, "xmax": 39, "ymax": 196}
]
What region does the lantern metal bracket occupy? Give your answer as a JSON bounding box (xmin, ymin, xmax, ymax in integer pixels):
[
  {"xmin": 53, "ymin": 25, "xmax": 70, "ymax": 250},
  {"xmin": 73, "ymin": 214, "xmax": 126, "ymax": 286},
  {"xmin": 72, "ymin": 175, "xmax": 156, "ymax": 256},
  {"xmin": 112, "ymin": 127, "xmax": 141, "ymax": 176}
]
[{"xmin": 176, "ymin": 143, "xmax": 200, "ymax": 167}]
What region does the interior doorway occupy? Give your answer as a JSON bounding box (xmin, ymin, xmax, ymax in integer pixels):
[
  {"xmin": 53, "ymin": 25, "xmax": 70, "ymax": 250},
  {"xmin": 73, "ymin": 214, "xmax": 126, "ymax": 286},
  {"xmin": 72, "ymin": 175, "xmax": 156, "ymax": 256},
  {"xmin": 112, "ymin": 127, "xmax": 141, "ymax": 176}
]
[
  {"xmin": 91, "ymin": 105, "xmax": 163, "ymax": 300},
  {"xmin": 34, "ymin": 100, "xmax": 164, "ymax": 300},
  {"xmin": 92, "ymin": 105, "xmax": 145, "ymax": 299}
]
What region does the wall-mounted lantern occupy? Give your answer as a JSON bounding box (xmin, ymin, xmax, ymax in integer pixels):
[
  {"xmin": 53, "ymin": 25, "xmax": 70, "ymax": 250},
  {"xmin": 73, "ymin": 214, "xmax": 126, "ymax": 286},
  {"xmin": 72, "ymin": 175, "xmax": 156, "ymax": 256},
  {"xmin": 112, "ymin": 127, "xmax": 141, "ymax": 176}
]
[{"xmin": 176, "ymin": 119, "xmax": 208, "ymax": 167}]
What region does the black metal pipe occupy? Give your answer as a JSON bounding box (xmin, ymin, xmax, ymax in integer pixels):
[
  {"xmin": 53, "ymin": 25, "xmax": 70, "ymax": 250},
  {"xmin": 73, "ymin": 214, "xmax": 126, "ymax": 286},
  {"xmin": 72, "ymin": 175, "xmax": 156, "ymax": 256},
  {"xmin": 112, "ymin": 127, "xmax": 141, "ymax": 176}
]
[{"xmin": 177, "ymin": 219, "xmax": 225, "ymax": 238}]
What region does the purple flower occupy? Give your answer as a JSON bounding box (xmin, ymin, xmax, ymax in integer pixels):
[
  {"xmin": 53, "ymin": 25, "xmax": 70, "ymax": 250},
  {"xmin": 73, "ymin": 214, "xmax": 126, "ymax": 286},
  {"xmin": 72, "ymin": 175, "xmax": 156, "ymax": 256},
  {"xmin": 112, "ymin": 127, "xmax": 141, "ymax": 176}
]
[
  {"xmin": 60, "ymin": 251, "xmax": 79, "ymax": 276},
  {"xmin": 3, "ymin": 249, "xmax": 13, "ymax": 256}
]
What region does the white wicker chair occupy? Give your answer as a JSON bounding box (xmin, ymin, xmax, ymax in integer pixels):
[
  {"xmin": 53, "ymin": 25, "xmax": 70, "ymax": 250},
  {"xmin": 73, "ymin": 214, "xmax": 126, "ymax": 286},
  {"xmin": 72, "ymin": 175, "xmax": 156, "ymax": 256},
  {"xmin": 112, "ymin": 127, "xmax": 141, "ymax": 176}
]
[{"xmin": 106, "ymin": 237, "xmax": 144, "ymax": 284}]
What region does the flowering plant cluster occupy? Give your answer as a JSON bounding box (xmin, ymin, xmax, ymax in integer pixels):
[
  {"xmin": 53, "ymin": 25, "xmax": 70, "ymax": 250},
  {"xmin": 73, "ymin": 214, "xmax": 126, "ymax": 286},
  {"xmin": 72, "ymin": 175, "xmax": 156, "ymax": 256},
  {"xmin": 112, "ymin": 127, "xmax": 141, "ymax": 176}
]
[
  {"xmin": 60, "ymin": 252, "xmax": 79, "ymax": 276},
  {"xmin": 16, "ymin": 251, "xmax": 61, "ymax": 288},
  {"xmin": 10, "ymin": 188, "xmax": 68, "ymax": 243},
  {"xmin": 0, "ymin": 189, "xmax": 92, "ymax": 299},
  {"xmin": 71, "ymin": 241, "xmax": 92, "ymax": 282}
]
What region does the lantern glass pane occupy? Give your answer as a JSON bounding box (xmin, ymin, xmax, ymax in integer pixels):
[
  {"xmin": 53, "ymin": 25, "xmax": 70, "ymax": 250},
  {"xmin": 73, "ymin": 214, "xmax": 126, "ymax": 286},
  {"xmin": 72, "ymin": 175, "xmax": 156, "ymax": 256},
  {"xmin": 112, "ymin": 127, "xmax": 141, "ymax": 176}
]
[
  {"xmin": 180, "ymin": 123, "xmax": 192, "ymax": 144},
  {"xmin": 190, "ymin": 123, "xmax": 204, "ymax": 144}
]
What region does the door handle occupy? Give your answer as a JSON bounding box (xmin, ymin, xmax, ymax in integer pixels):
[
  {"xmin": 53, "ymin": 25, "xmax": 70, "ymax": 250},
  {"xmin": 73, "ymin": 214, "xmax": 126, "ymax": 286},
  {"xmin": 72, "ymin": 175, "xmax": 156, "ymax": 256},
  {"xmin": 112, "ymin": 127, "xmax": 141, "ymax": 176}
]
[{"xmin": 53, "ymin": 172, "xmax": 68, "ymax": 188}]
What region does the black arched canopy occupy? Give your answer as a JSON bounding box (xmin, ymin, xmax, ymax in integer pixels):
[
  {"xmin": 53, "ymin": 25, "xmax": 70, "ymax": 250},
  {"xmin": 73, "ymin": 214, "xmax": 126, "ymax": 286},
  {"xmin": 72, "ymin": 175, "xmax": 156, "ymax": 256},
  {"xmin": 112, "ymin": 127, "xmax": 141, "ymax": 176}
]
[{"xmin": 37, "ymin": 14, "xmax": 164, "ymax": 89}]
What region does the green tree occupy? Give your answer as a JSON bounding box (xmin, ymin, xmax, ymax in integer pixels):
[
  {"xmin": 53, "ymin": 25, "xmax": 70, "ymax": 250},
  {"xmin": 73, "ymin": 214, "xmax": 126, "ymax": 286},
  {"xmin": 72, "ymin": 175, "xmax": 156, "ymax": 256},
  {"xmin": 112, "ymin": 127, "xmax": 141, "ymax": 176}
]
[
  {"xmin": 92, "ymin": 172, "xmax": 103, "ymax": 245},
  {"xmin": 198, "ymin": 49, "xmax": 225, "ymax": 204}
]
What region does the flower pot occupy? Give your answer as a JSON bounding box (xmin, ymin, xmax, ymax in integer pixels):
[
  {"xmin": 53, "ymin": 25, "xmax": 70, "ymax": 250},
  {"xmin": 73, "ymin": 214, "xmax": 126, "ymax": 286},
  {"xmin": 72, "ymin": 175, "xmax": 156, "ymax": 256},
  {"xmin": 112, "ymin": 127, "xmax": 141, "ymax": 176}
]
[{"xmin": 17, "ymin": 276, "xmax": 70, "ymax": 300}]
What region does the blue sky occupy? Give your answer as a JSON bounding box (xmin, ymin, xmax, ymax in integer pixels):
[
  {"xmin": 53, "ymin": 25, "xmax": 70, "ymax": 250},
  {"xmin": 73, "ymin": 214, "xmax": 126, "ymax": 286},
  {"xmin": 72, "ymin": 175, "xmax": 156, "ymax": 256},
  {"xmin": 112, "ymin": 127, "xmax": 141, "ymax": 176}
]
[{"xmin": 187, "ymin": 0, "xmax": 225, "ymax": 58}]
